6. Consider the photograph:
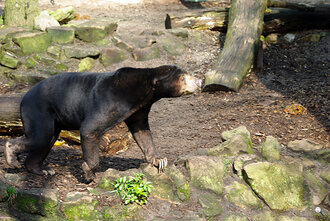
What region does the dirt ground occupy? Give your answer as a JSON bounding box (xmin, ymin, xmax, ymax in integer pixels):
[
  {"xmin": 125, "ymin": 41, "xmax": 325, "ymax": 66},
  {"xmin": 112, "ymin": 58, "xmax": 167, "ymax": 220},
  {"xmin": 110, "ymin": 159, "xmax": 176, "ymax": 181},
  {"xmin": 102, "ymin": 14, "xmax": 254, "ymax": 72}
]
[{"xmin": 0, "ymin": 0, "xmax": 329, "ymax": 206}]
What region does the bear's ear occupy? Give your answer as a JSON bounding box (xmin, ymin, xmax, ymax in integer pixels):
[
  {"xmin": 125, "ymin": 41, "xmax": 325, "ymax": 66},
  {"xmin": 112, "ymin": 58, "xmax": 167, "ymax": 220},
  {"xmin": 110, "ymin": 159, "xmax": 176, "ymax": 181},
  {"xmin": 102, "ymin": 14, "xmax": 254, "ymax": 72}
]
[{"xmin": 152, "ymin": 78, "xmax": 159, "ymax": 86}]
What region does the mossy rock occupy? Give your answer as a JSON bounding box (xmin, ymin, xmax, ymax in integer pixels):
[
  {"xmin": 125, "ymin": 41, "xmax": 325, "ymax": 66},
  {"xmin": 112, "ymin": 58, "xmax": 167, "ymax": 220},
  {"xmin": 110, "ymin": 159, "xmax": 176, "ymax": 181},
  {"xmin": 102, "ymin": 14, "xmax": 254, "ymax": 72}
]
[
  {"xmin": 304, "ymin": 172, "xmax": 327, "ymax": 205},
  {"xmin": 225, "ymin": 215, "xmax": 249, "ymax": 221},
  {"xmin": 63, "ymin": 200, "xmax": 100, "ymax": 221},
  {"xmin": 12, "ymin": 31, "xmax": 52, "ymax": 55},
  {"xmin": 320, "ymin": 169, "xmax": 330, "ymax": 184},
  {"xmin": 225, "ymin": 181, "xmax": 262, "ymax": 209},
  {"xmin": 62, "ymin": 45, "xmax": 100, "ymax": 59},
  {"xmin": 252, "ymin": 211, "xmax": 275, "ymax": 221},
  {"xmin": 78, "ymin": 57, "xmax": 95, "ymax": 72},
  {"xmin": 165, "ymin": 165, "xmax": 190, "ymax": 201},
  {"xmin": 46, "ymin": 26, "xmax": 75, "ymax": 44},
  {"xmin": 0, "ymin": 53, "xmax": 19, "ymax": 69},
  {"xmin": 133, "ymin": 46, "xmax": 160, "ymax": 61},
  {"xmin": 259, "ymin": 136, "xmax": 281, "ymax": 161},
  {"xmin": 243, "ymin": 162, "xmax": 305, "ymax": 210},
  {"xmin": 103, "ymin": 204, "xmax": 141, "ymax": 221},
  {"xmin": 75, "ymin": 19, "xmax": 118, "ymax": 42},
  {"xmin": 185, "ymin": 156, "xmax": 224, "ymax": 195},
  {"xmin": 11, "ymin": 188, "xmax": 58, "ymax": 217},
  {"xmin": 160, "ymin": 36, "xmax": 186, "ymax": 56},
  {"xmin": 198, "ymin": 192, "xmax": 223, "ymax": 218},
  {"xmin": 100, "ymin": 48, "xmax": 128, "ymax": 67}
]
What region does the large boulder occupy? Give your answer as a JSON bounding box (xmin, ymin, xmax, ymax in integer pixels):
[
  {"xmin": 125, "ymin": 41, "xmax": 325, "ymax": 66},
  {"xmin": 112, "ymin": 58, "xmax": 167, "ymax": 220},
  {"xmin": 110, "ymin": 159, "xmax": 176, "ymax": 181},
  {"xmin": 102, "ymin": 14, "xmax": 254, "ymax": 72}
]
[
  {"xmin": 185, "ymin": 156, "xmax": 224, "ymax": 195},
  {"xmin": 243, "ymin": 162, "xmax": 305, "ymax": 210},
  {"xmin": 62, "ymin": 45, "xmax": 100, "ymax": 58},
  {"xmin": 100, "ymin": 48, "xmax": 128, "ymax": 67}
]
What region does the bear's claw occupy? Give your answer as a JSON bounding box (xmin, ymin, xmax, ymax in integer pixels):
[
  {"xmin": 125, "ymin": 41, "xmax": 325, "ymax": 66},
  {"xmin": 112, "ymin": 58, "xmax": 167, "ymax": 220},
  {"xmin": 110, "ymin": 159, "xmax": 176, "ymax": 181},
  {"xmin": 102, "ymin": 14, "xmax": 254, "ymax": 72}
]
[{"xmin": 152, "ymin": 158, "xmax": 168, "ymax": 173}]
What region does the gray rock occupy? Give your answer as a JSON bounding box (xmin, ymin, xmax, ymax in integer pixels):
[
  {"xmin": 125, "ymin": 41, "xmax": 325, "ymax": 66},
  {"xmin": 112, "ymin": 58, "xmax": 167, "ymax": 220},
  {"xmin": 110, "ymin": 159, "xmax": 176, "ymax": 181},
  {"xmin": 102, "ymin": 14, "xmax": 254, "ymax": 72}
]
[
  {"xmin": 198, "ymin": 192, "xmax": 223, "ymax": 218},
  {"xmin": 100, "ymin": 48, "xmax": 128, "ymax": 67},
  {"xmin": 133, "ymin": 46, "xmax": 160, "ymax": 61},
  {"xmin": 165, "ymin": 165, "xmax": 190, "ymax": 202},
  {"xmin": 320, "ymin": 169, "xmax": 330, "ymax": 184},
  {"xmin": 12, "ymin": 31, "xmax": 52, "ymax": 55},
  {"xmin": 34, "ymin": 11, "xmax": 60, "ymax": 31},
  {"xmin": 12, "ymin": 188, "xmax": 58, "ymax": 217},
  {"xmin": 75, "ymin": 19, "xmax": 117, "ymax": 42},
  {"xmin": 304, "ymin": 172, "xmax": 327, "ymax": 205},
  {"xmin": 167, "ymin": 28, "xmax": 189, "ymax": 39},
  {"xmin": 284, "ymin": 33, "xmax": 295, "ymax": 43},
  {"xmin": 259, "ymin": 136, "xmax": 281, "ymax": 161},
  {"xmin": 252, "ymin": 211, "xmax": 275, "ymax": 221},
  {"xmin": 287, "ymin": 139, "xmax": 323, "ymax": 153},
  {"xmin": 225, "ymin": 215, "xmax": 249, "ymax": 221},
  {"xmin": 160, "ymin": 36, "xmax": 186, "ymax": 56},
  {"xmin": 224, "ymin": 181, "xmax": 262, "ymax": 209},
  {"xmin": 221, "ymin": 126, "xmax": 250, "ymax": 141},
  {"xmin": 185, "ymin": 156, "xmax": 224, "ymax": 194},
  {"xmin": 46, "ymin": 26, "xmax": 75, "ymax": 44},
  {"xmin": 62, "ymin": 45, "xmax": 100, "ymax": 58},
  {"xmin": 49, "ymin": 6, "xmax": 76, "ymax": 24},
  {"xmin": 0, "ymin": 52, "xmax": 19, "ymax": 69}
]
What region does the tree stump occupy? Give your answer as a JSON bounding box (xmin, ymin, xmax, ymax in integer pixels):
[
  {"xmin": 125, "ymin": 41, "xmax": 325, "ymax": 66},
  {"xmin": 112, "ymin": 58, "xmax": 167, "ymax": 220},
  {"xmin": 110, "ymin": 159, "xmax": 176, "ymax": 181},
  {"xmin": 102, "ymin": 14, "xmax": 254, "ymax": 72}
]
[
  {"xmin": 4, "ymin": 0, "xmax": 39, "ymax": 27},
  {"xmin": 202, "ymin": 0, "xmax": 267, "ymax": 91}
]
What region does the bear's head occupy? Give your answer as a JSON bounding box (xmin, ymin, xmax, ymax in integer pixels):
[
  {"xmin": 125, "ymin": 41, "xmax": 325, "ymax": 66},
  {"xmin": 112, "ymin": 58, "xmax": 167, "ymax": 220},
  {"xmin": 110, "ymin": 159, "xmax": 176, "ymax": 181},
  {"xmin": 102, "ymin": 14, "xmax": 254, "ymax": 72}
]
[{"xmin": 152, "ymin": 65, "xmax": 202, "ymax": 98}]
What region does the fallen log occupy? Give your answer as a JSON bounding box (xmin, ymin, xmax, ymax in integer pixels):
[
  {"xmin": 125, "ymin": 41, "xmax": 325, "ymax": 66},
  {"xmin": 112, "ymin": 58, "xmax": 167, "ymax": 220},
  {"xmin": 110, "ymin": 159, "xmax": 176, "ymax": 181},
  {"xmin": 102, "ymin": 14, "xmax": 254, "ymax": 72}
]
[
  {"xmin": 166, "ymin": 8, "xmax": 330, "ymax": 33},
  {"xmin": 0, "ymin": 94, "xmax": 131, "ymax": 154},
  {"xmin": 202, "ymin": 0, "xmax": 267, "ymax": 91}
]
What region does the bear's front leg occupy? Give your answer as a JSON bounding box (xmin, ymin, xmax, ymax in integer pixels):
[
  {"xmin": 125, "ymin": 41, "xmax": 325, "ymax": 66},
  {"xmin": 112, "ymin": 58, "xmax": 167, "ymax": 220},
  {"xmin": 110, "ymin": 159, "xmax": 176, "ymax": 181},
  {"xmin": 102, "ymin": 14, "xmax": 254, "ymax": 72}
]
[
  {"xmin": 80, "ymin": 132, "xmax": 101, "ymax": 182},
  {"xmin": 125, "ymin": 107, "xmax": 168, "ymax": 172}
]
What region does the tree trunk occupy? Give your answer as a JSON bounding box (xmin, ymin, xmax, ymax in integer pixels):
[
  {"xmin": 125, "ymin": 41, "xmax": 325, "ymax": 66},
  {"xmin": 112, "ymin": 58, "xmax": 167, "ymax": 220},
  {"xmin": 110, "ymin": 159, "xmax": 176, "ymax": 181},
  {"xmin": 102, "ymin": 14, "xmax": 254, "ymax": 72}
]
[
  {"xmin": 4, "ymin": 0, "xmax": 39, "ymax": 27},
  {"xmin": 202, "ymin": 0, "xmax": 267, "ymax": 92}
]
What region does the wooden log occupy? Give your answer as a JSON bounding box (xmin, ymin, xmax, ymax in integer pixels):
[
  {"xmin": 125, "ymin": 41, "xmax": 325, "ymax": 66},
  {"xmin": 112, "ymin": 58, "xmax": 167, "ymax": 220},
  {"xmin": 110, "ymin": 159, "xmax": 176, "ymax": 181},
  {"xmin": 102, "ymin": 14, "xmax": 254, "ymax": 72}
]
[
  {"xmin": 165, "ymin": 7, "xmax": 330, "ymax": 33},
  {"xmin": 0, "ymin": 94, "xmax": 23, "ymax": 134},
  {"xmin": 202, "ymin": 0, "xmax": 267, "ymax": 92}
]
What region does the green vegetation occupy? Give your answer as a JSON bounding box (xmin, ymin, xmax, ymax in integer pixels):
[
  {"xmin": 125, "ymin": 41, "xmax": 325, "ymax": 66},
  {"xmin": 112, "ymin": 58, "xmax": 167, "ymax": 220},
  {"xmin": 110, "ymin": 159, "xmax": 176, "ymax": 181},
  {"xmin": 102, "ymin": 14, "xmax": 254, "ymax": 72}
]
[
  {"xmin": 6, "ymin": 185, "xmax": 17, "ymax": 202},
  {"xmin": 113, "ymin": 173, "xmax": 152, "ymax": 205}
]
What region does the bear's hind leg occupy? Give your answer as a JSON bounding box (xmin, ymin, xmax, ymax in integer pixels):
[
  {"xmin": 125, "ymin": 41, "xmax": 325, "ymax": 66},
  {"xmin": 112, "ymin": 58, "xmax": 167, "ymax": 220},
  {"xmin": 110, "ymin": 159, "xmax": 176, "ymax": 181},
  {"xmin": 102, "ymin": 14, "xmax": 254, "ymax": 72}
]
[
  {"xmin": 24, "ymin": 119, "xmax": 60, "ymax": 176},
  {"xmin": 5, "ymin": 136, "xmax": 28, "ymax": 169}
]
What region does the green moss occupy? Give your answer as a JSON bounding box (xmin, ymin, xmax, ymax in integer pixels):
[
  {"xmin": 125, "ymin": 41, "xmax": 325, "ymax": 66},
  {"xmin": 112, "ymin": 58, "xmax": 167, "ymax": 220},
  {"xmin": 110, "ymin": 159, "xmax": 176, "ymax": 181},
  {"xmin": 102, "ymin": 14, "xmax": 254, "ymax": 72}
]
[
  {"xmin": 63, "ymin": 201, "xmax": 100, "ymax": 221},
  {"xmin": 103, "ymin": 204, "xmax": 141, "ymax": 221}
]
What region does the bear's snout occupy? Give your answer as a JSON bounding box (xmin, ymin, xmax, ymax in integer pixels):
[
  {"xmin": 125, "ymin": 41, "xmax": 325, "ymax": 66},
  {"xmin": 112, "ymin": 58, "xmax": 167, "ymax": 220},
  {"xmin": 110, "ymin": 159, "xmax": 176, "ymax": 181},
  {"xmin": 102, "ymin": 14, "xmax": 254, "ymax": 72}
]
[{"xmin": 181, "ymin": 74, "xmax": 202, "ymax": 95}]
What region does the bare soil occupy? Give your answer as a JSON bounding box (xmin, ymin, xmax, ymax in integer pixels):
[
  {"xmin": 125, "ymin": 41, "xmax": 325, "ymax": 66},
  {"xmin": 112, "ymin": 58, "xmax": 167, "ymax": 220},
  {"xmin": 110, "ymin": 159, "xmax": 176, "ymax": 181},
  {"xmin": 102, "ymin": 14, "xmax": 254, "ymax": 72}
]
[{"xmin": 0, "ymin": 0, "xmax": 329, "ymax": 211}]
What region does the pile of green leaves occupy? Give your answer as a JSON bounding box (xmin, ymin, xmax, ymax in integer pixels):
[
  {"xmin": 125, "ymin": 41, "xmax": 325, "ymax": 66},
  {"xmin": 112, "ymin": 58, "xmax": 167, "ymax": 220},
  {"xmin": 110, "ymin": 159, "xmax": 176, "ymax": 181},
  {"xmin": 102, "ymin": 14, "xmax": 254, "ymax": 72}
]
[{"xmin": 113, "ymin": 173, "xmax": 153, "ymax": 205}]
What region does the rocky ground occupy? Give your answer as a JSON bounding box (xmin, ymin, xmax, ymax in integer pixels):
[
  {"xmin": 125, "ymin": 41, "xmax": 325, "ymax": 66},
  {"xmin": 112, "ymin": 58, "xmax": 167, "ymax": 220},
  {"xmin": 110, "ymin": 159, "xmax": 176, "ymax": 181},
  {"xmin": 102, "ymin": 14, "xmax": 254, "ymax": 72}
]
[{"xmin": 0, "ymin": 0, "xmax": 329, "ymax": 220}]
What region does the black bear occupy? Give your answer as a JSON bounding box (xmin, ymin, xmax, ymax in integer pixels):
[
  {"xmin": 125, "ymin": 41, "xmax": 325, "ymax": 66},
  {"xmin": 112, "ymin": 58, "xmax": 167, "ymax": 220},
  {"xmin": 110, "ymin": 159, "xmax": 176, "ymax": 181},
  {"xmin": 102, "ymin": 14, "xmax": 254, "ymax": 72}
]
[{"xmin": 5, "ymin": 65, "xmax": 202, "ymax": 181}]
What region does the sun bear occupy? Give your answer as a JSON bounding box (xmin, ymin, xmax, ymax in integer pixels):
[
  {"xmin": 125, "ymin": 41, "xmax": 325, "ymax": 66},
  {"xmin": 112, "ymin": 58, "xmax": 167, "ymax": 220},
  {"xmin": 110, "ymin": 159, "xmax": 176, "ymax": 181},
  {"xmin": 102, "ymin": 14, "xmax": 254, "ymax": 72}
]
[{"xmin": 5, "ymin": 65, "xmax": 202, "ymax": 182}]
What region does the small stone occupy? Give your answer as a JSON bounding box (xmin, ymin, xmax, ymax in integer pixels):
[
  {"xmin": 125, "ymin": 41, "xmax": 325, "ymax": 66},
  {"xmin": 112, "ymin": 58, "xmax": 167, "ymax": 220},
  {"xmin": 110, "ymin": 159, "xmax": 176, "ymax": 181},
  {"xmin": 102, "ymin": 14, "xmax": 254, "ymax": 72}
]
[
  {"xmin": 320, "ymin": 169, "xmax": 330, "ymax": 184},
  {"xmin": 47, "ymin": 45, "xmax": 62, "ymax": 58},
  {"xmin": 100, "ymin": 48, "xmax": 128, "ymax": 67},
  {"xmin": 63, "ymin": 45, "xmax": 100, "ymax": 59},
  {"xmin": 287, "ymin": 139, "xmax": 323, "ymax": 153},
  {"xmin": 167, "ymin": 28, "xmax": 189, "ymax": 39},
  {"xmin": 278, "ymin": 216, "xmax": 308, "ymax": 221},
  {"xmin": 160, "ymin": 36, "xmax": 186, "ymax": 56},
  {"xmin": 78, "ymin": 57, "xmax": 95, "ymax": 72},
  {"xmin": 252, "ymin": 211, "xmax": 275, "ymax": 221},
  {"xmin": 284, "ymin": 33, "xmax": 295, "ymax": 43},
  {"xmin": 265, "ymin": 33, "xmax": 278, "ymax": 44},
  {"xmin": 301, "ymin": 34, "xmax": 321, "ymax": 42},
  {"xmin": 133, "ymin": 46, "xmax": 160, "ymax": 61},
  {"xmin": 225, "ymin": 215, "xmax": 249, "ymax": 221},
  {"xmin": 301, "ymin": 157, "xmax": 315, "ymax": 169},
  {"xmin": 46, "ymin": 26, "xmax": 75, "ymax": 44},
  {"xmin": 25, "ymin": 56, "xmax": 36, "ymax": 69},
  {"xmin": 34, "ymin": 10, "xmax": 60, "ymax": 31},
  {"xmin": 259, "ymin": 136, "xmax": 281, "ymax": 161},
  {"xmin": 0, "ymin": 53, "xmax": 19, "ymax": 68},
  {"xmin": 49, "ymin": 6, "xmax": 76, "ymax": 24}
]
